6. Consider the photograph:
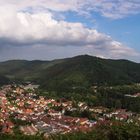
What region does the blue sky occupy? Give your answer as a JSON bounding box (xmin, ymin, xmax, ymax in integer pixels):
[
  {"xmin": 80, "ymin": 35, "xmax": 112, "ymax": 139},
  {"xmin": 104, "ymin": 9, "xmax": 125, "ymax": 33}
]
[
  {"xmin": 96, "ymin": 14, "xmax": 140, "ymax": 51},
  {"xmin": 65, "ymin": 10, "xmax": 140, "ymax": 51},
  {"xmin": 0, "ymin": 0, "xmax": 140, "ymax": 62}
]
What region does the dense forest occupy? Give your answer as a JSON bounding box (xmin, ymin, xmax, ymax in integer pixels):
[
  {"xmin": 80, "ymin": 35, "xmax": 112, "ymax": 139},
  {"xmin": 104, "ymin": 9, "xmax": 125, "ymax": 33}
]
[
  {"xmin": 0, "ymin": 75, "xmax": 10, "ymax": 86},
  {"xmin": 37, "ymin": 84, "xmax": 140, "ymax": 113},
  {"xmin": 0, "ymin": 55, "xmax": 140, "ymax": 88}
]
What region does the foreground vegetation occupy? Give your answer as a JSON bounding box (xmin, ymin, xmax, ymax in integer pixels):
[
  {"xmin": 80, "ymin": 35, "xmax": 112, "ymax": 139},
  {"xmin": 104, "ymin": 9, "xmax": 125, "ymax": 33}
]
[
  {"xmin": 0, "ymin": 122, "xmax": 140, "ymax": 140},
  {"xmin": 51, "ymin": 122, "xmax": 140, "ymax": 140},
  {"xmin": 0, "ymin": 134, "xmax": 44, "ymax": 140}
]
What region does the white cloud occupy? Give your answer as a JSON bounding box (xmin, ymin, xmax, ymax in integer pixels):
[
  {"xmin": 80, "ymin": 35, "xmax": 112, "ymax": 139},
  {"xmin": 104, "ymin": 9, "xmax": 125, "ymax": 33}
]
[
  {"xmin": 0, "ymin": 0, "xmax": 139, "ymax": 61},
  {"xmin": 1, "ymin": 0, "xmax": 140, "ymax": 19},
  {"xmin": 87, "ymin": 0, "xmax": 140, "ymax": 19}
]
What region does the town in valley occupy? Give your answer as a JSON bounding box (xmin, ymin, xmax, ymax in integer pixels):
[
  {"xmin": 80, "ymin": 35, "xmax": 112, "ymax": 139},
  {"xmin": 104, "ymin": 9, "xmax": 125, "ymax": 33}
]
[{"xmin": 0, "ymin": 83, "xmax": 140, "ymax": 138}]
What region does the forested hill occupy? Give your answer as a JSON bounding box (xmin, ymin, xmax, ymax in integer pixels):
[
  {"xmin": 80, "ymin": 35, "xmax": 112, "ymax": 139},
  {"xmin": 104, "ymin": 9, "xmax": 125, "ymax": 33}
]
[
  {"xmin": 0, "ymin": 75, "xmax": 10, "ymax": 86},
  {"xmin": 0, "ymin": 55, "xmax": 140, "ymax": 88}
]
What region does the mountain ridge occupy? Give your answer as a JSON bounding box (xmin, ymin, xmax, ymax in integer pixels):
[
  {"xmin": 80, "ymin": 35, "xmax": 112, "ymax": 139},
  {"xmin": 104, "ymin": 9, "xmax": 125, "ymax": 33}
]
[
  {"xmin": 1, "ymin": 54, "xmax": 139, "ymax": 64},
  {"xmin": 0, "ymin": 55, "xmax": 140, "ymax": 88}
]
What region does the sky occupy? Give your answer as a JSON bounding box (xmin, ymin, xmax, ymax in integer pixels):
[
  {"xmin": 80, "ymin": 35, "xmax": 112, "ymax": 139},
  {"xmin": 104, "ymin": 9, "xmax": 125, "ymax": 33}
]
[{"xmin": 0, "ymin": 0, "xmax": 140, "ymax": 62}]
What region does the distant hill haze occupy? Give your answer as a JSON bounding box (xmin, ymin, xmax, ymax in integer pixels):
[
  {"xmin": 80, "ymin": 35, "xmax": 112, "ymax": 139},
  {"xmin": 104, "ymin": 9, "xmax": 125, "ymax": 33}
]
[{"xmin": 0, "ymin": 55, "xmax": 140, "ymax": 88}]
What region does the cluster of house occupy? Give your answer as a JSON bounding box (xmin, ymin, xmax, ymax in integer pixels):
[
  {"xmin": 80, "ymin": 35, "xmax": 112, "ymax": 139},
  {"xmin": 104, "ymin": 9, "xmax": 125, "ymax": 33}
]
[
  {"xmin": 0, "ymin": 84, "xmax": 140, "ymax": 137},
  {"xmin": 0, "ymin": 86, "xmax": 14, "ymax": 133},
  {"xmin": 125, "ymin": 93, "xmax": 140, "ymax": 98}
]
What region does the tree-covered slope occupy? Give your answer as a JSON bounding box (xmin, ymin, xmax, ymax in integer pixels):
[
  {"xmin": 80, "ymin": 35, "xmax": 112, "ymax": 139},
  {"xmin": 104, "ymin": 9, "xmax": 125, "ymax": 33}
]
[
  {"xmin": 0, "ymin": 75, "xmax": 10, "ymax": 86},
  {"xmin": 0, "ymin": 55, "xmax": 140, "ymax": 87},
  {"xmin": 0, "ymin": 59, "xmax": 64, "ymax": 82},
  {"xmin": 40, "ymin": 55, "xmax": 140, "ymax": 88}
]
